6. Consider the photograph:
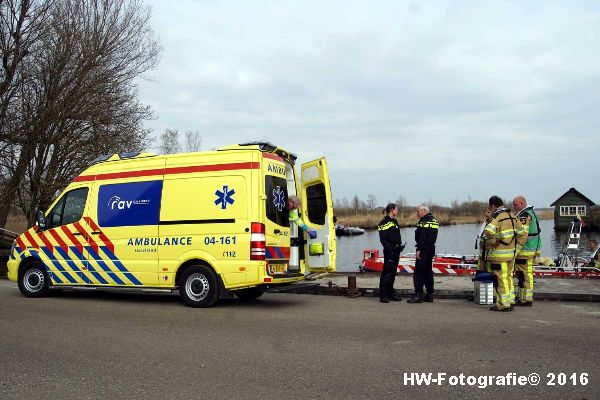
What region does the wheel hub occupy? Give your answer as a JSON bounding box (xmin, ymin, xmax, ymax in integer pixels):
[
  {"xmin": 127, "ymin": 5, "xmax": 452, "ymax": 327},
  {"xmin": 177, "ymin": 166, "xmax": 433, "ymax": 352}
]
[
  {"xmin": 185, "ymin": 273, "xmax": 209, "ymax": 301},
  {"xmin": 24, "ymin": 269, "xmax": 45, "ymax": 293}
]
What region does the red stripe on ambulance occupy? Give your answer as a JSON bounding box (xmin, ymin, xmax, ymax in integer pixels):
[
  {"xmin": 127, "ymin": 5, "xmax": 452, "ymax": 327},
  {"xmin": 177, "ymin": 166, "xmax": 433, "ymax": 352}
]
[
  {"xmin": 23, "ymin": 230, "xmax": 40, "ymax": 249},
  {"xmin": 48, "ymin": 229, "xmax": 70, "ymax": 253},
  {"xmin": 84, "ymin": 217, "xmax": 115, "ymax": 253},
  {"xmin": 60, "ymin": 225, "xmax": 84, "ymax": 253},
  {"xmin": 74, "ymin": 221, "xmax": 100, "ymax": 254},
  {"xmin": 73, "ymin": 162, "xmax": 261, "ymax": 182},
  {"xmin": 37, "ymin": 231, "xmax": 54, "ymax": 254},
  {"xmin": 262, "ymin": 153, "xmax": 284, "ymax": 162}
]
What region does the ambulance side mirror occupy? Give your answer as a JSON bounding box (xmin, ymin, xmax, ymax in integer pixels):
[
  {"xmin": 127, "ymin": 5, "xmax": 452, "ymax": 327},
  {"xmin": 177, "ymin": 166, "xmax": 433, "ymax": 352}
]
[{"xmin": 36, "ymin": 210, "xmax": 47, "ymax": 230}]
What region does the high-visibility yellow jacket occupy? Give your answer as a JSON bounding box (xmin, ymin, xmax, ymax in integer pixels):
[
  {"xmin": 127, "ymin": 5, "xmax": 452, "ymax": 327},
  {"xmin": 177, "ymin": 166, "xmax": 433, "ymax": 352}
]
[
  {"xmin": 516, "ymin": 207, "xmax": 542, "ymax": 260},
  {"xmin": 483, "ymin": 208, "xmax": 527, "ymax": 262},
  {"xmin": 590, "ymin": 245, "xmax": 600, "ymax": 270},
  {"xmin": 289, "ymin": 209, "xmax": 309, "ymax": 231}
]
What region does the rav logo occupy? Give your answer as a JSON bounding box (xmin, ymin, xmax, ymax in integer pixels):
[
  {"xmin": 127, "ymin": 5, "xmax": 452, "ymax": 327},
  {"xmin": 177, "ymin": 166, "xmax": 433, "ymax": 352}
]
[
  {"xmin": 108, "ymin": 196, "xmax": 132, "ymax": 210},
  {"xmin": 108, "ymin": 196, "xmax": 151, "ymax": 210}
]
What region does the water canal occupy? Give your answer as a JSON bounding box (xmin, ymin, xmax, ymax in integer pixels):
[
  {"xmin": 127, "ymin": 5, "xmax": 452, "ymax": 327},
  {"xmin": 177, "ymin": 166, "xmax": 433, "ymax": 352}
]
[{"xmin": 335, "ymin": 219, "xmax": 600, "ymax": 272}]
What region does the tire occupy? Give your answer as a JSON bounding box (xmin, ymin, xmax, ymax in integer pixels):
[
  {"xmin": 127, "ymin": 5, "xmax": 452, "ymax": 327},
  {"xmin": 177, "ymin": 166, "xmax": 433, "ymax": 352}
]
[
  {"xmin": 235, "ymin": 286, "xmax": 265, "ymax": 301},
  {"xmin": 18, "ymin": 261, "xmax": 49, "ymax": 298},
  {"xmin": 179, "ymin": 265, "xmax": 219, "ymax": 308}
]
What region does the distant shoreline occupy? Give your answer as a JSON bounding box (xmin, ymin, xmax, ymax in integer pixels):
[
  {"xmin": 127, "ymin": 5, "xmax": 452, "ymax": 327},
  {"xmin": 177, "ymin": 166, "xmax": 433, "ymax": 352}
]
[{"xmin": 337, "ymin": 209, "xmax": 554, "ymax": 230}]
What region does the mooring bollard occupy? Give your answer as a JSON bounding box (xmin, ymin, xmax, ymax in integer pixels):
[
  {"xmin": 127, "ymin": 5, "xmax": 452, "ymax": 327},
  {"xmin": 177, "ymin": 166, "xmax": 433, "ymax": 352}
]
[
  {"xmin": 348, "ymin": 276, "xmax": 357, "ymax": 290},
  {"xmin": 346, "ymin": 276, "xmax": 360, "ymax": 298}
]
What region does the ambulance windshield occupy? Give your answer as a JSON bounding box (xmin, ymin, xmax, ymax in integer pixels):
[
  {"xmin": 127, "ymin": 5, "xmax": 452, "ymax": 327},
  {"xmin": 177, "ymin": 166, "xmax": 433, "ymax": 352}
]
[{"xmin": 265, "ymin": 176, "xmax": 289, "ymax": 227}]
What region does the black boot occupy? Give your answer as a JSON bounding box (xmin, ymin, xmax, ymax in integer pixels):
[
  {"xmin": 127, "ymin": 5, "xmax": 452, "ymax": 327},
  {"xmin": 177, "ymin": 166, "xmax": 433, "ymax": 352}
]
[
  {"xmin": 422, "ymin": 293, "xmax": 434, "ymax": 303},
  {"xmin": 407, "ymin": 294, "xmax": 423, "ymax": 304},
  {"xmin": 388, "ymin": 292, "xmax": 402, "ymax": 301}
]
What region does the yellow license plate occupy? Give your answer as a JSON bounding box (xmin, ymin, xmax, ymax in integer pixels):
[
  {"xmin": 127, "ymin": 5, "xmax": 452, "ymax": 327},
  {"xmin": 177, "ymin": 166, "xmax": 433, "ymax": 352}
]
[{"xmin": 269, "ymin": 263, "xmax": 288, "ymax": 275}]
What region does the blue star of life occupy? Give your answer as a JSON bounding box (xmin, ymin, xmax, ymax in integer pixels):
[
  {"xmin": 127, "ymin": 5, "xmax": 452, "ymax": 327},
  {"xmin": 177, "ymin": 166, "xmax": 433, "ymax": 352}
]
[
  {"xmin": 215, "ymin": 185, "xmax": 235, "ymax": 209},
  {"xmin": 273, "ymin": 186, "xmax": 286, "ymax": 211}
]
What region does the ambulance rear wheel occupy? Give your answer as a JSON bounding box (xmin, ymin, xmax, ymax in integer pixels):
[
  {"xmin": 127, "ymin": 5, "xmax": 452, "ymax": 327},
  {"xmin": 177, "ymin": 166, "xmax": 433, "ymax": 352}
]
[
  {"xmin": 18, "ymin": 261, "xmax": 49, "ymax": 298},
  {"xmin": 235, "ymin": 286, "xmax": 265, "ymax": 301},
  {"xmin": 179, "ymin": 265, "xmax": 219, "ymax": 308}
]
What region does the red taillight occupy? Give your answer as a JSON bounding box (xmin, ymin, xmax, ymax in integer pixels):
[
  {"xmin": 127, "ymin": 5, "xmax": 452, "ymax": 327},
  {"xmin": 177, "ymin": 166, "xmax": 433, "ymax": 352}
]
[{"xmin": 250, "ymin": 222, "xmax": 266, "ymax": 260}]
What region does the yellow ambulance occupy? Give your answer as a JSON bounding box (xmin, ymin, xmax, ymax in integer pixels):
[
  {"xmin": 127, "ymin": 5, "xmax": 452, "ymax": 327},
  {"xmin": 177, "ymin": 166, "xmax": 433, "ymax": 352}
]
[{"xmin": 7, "ymin": 142, "xmax": 336, "ymax": 307}]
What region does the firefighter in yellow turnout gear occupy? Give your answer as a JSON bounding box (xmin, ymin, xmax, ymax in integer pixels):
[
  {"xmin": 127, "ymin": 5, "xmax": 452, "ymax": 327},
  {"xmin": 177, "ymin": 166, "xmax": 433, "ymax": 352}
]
[
  {"xmin": 513, "ymin": 196, "xmax": 541, "ymax": 306},
  {"xmin": 482, "ymin": 196, "xmax": 527, "ymax": 312}
]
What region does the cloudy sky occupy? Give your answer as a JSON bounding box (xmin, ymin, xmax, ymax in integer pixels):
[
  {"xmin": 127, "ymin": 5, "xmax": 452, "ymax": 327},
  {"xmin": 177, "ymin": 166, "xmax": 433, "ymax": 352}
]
[{"xmin": 138, "ymin": 0, "xmax": 600, "ymax": 209}]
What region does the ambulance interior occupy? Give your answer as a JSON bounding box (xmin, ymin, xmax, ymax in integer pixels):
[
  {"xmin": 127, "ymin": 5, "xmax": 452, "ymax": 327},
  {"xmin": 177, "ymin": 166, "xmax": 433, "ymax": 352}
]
[{"xmin": 285, "ymin": 163, "xmax": 302, "ymax": 272}]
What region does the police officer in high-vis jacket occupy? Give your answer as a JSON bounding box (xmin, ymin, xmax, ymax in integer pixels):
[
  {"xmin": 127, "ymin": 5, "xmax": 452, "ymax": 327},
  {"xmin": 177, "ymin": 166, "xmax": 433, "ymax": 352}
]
[
  {"xmin": 407, "ymin": 204, "xmax": 439, "ymax": 303},
  {"xmin": 377, "ymin": 203, "xmax": 403, "ymax": 303},
  {"xmin": 482, "ymin": 195, "xmax": 527, "ymax": 312},
  {"xmin": 512, "ymin": 195, "xmax": 541, "ymax": 306}
]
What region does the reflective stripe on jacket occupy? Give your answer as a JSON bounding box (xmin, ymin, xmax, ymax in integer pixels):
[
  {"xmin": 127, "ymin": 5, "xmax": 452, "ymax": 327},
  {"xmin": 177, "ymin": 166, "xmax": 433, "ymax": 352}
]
[
  {"xmin": 289, "ymin": 209, "xmax": 308, "ymax": 231},
  {"xmin": 415, "ymin": 213, "xmax": 438, "ymax": 258},
  {"xmin": 516, "ymin": 207, "xmax": 541, "ymax": 259},
  {"xmin": 483, "ymin": 209, "xmax": 526, "ymax": 262},
  {"xmin": 378, "ymin": 216, "xmax": 402, "ymax": 253}
]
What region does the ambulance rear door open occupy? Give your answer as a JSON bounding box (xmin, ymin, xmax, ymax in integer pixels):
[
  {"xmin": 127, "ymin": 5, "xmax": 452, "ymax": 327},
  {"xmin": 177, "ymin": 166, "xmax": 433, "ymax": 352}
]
[
  {"xmin": 301, "ymin": 158, "xmax": 336, "ymax": 273},
  {"xmin": 263, "ymin": 156, "xmax": 293, "ymax": 277}
]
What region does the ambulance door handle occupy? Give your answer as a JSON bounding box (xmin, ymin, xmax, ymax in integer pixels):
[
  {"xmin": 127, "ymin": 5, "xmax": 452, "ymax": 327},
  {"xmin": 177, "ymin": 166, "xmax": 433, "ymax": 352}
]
[
  {"xmin": 274, "ymin": 229, "xmax": 281, "ymax": 234},
  {"xmin": 71, "ymin": 231, "xmax": 82, "ymax": 236},
  {"xmin": 91, "ymin": 231, "xmax": 101, "ymax": 235}
]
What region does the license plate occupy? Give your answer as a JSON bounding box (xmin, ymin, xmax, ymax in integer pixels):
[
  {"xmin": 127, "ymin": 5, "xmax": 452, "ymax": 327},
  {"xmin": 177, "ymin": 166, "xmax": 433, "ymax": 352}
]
[{"xmin": 269, "ymin": 263, "xmax": 288, "ymax": 275}]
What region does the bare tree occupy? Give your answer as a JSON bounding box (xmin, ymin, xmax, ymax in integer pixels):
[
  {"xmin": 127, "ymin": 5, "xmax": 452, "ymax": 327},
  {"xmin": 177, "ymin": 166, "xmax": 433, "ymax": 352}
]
[
  {"xmin": 0, "ymin": 0, "xmax": 161, "ymax": 227},
  {"xmin": 184, "ymin": 130, "xmax": 202, "ymax": 152},
  {"xmin": 351, "ymin": 195, "xmax": 360, "ymax": 215},
  {"xmin": 367, "ymin": 194, "xmax": 377, "ymax": 210},
  {"xmin": 160, "ymin": 128, "xmax": 180, "ymax": 154},
  {"xmin": 0, "ymin": 0, "xmax": 53, "ymax": 135},
  {"xmin": 396, "ymin": 195, "xmax": 407, "ymax": 208}
]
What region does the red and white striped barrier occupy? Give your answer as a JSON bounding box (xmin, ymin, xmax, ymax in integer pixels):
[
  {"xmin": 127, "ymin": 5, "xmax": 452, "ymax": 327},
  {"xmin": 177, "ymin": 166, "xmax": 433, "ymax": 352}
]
[{"xmin": 360, "ymin": 249, "xmax": 600, "ymax": 279}]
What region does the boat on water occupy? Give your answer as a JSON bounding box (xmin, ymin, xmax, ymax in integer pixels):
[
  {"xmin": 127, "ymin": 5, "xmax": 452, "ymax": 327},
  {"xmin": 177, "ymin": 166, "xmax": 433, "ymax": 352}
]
[
  {"xmin": 335, "ymin": 225, "xmax": 366, "ymax": 236},
  {"xmin": 359, "ymin": 249, "xmax": 600, "ymax": 279}
]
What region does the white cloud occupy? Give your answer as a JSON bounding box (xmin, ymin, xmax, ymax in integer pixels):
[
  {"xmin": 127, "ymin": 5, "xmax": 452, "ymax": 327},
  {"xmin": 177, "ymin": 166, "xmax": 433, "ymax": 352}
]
[{"xmin": 138, "ymin": 0, "xmax": 600, "ymax": 207}]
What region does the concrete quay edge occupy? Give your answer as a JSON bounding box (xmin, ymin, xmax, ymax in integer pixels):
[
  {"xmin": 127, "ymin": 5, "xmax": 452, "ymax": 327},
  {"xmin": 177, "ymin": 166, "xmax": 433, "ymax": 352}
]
[{"xmin": 271, "ymin": 272, "xmax": 600, "ymax": 303}]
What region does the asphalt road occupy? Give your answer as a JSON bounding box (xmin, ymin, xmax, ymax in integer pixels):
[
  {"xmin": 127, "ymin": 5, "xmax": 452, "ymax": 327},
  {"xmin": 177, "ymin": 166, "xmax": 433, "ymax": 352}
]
[{"xmin": 0, "ymin": 279, "xmax": 598, "ymax": 400}]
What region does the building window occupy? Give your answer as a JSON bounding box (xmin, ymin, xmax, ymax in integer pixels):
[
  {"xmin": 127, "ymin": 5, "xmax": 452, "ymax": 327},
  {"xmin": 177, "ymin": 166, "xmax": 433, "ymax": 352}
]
[{"xmin": 559, "ymin": 205, "xmax": 587, "ymax": 217}]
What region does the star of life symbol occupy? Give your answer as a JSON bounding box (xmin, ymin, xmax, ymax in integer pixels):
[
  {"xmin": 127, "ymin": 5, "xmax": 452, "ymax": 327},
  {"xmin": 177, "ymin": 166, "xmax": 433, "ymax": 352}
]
[
  {"xmin": 215, "ymin": 185, "xmax": 235, "ymax": 209},
  {"xmin": 273, "ymin": 186, "xmax": 286, "ymax": 211}
]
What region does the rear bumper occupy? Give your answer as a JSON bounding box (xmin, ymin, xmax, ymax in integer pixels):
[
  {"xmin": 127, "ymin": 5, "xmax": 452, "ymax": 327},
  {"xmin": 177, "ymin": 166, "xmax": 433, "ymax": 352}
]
[
  {"xmin": 263, "ymin": 272, "xmax": 304, "ymax": 285},
  {"xmin": 265, "ymin": 281, "xmax": 320, "ymax": 293}
]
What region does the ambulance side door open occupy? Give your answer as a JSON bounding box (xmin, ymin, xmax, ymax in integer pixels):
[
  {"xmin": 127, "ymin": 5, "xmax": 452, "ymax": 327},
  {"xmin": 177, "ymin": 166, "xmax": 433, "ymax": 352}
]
[{"xmin": 301, "ymin": 158, "xmax": 336, "ymax": 272}]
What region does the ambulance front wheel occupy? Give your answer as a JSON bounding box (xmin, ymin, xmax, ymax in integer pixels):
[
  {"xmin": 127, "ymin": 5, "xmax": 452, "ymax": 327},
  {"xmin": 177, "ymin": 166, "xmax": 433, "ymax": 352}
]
[
  {"xmin": 18, "ymin": 261, "xmax": 49, "ymax": 298},
  {"xmin": 179, "ymin": 265, "xmax": 219, "ymax": 308}
]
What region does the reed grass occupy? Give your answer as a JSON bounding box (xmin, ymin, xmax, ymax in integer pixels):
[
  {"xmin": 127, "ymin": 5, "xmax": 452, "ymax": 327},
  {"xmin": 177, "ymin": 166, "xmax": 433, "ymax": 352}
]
[
  {"xmin": 1, "ymin": 207, "xmax": 557, "ymax": 234},
  {"xmin": 338, "ymin": 208, "xmax": 553, "ymax": 230}
]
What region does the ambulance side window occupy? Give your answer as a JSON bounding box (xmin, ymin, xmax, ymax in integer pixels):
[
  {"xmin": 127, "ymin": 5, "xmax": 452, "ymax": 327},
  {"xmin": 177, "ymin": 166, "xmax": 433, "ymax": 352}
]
[
  {"xmin": 265, "ymin": 175, "xmax": 289, "ymax": 227},
  {"xmin": 47, "ymin": 188, "xmax": 89, "ymax": 228},
  {"xmin": 306, "ymin": 183, "xmax": 326, "ymax": 225}
]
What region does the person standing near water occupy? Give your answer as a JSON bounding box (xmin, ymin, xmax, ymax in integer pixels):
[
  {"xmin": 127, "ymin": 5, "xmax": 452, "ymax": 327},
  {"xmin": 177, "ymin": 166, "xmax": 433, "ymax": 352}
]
[
  {"xmin": 377, "ymin": 203, "xmax": 403, "ymax": 303},
  {"xmin": 407, "ymin": 204, "xmax": 439, "ymax": 303},
  {"xmin": 482, "ymin": 195, "xmax": 526, "ymax": 312},
  {"xmin": 512, "ymin": 195, "xmax": 541, "ymax": 306}
]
